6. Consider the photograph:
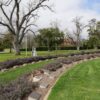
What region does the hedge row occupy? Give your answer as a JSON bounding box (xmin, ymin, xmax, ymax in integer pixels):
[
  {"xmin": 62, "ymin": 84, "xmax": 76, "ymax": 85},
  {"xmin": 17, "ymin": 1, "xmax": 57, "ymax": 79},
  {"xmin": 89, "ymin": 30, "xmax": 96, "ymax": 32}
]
[
  {"xmin": 44, "ymin": 62, "xmax": 62, "ymax": 71},
  {"xmin": 0, "ymin": 48, "xmax": 4, "ymax": 52},
  {"xmin": 43, "ymin": 53, "xmax": 100, "ymax": 72},
  {"xmin": 0, "ymin": 50, "xmax": 100, "ymax": 71},
  {"xmin": 20, "ymin": 46, "xmax": 95, "ymax": 51},
  {"xmin": 0, "ymin": 56, "xmax": 57, "ymax": 71},
  {"xmin": 57, "ymin": 54, "xmax": 100, "ymax": 65}
]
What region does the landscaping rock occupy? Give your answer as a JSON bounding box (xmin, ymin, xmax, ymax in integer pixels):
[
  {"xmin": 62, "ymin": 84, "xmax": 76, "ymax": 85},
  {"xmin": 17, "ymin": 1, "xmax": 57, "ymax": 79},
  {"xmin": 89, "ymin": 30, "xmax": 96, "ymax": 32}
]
[
  {"xmin": 49, "ymin": 74, "xmax": 56, "ymax": 79},
  {"xmin": 13, "ymin": 65, "xmax": 19, "ymax": 69},
  {"xmin": 33, "ymin": 76, "xmax": 42, "ymax": 82},
  {"xmin": 28, "ymin": 92, "xmax": 41, "ymax": 100},
  {"xmin": 32, "ymin": 62, "xmax": 35, "ymax": 64},
  {"xmin": 1, "ymin": 68, "xmax": 8, "ymax": 72},
  {"xmin": 39, "ymin": 82, "xmax": 49, "ymax": 89},
  {"xmin": 43, "ymin": 69, "xmax": 51, "ymax": 76},
  {"xmin": 23, "ymin": 64, "xmax": 27, "ymax": 66}
]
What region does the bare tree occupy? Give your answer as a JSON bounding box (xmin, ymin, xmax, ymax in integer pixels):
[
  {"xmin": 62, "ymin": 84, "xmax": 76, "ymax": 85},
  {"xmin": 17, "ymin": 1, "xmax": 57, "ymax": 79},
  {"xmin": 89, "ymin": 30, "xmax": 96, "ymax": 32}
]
[
  {"xmin": 0, "ymin": 0, "xmax": 51, "ymax": 55},
  {"xmin": 72, "ymin": 16, "xmax": 86, "ymax": 50}
]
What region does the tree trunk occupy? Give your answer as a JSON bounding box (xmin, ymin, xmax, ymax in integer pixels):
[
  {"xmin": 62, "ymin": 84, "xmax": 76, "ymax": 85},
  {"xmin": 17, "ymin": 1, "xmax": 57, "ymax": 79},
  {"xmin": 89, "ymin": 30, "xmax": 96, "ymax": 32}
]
[
  {"xmin": 9, "ymin": 47, "xmax": 12, "ymax": 53},
  {"xmin": 77, "ymin": 37, "xmax": 80, "ymax": 51},
  {"xmin": 13, "ymin": 36, "xmax": 21, "ymax": 55}
]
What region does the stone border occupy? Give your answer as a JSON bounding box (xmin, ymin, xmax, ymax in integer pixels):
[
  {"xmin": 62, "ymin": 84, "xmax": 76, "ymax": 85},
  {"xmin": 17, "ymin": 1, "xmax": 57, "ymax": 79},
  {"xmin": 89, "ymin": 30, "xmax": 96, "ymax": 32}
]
[
  {"xmin": 26, "ymin": 57, "xmax": 98, "ymax": 100},
  {"xmin": 44, "ymin": 58, "xmax": 98, "ymax": 100}
]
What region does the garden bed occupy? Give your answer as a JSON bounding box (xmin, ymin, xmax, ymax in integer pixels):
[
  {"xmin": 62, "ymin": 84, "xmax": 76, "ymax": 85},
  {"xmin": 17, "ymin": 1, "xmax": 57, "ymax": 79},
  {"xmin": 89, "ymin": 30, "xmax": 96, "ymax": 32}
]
[
  {"xmin": 0, "ymin": 50, "xmax": 100, "ymax": 71},
  {"xmin": 1, "ymin": 51, "xmax": 100, "ymax": 100}
]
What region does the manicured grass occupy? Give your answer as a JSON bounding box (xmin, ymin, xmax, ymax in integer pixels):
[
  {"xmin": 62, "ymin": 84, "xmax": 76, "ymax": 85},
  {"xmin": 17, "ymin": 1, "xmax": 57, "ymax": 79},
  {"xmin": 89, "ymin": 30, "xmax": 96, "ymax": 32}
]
[
  {"xmin": 0, "ymin": 50, "xmax": 80, "ymax": 62},
  {"xmin": 0, "ymin": 59, "xmax": 54, "ymax": 85},
  {"xmin": 48, "ymin": 58, "xmax": 100, "ymax": 100}
]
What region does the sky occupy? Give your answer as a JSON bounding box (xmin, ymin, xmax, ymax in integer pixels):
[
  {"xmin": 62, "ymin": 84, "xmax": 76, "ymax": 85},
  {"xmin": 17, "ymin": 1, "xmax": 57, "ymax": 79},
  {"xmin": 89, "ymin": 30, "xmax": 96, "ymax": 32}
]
[{"xmin": 35, "ymin": 0, "xmax": 100, "ymax": 39}]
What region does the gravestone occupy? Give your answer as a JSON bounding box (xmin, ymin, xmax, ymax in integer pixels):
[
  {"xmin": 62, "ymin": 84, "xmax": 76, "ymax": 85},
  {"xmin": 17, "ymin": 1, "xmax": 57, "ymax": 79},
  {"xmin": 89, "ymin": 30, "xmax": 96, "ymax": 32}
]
[{"xmin": 28, "ymin": 92, "xmax": 41, "ymax": 100}]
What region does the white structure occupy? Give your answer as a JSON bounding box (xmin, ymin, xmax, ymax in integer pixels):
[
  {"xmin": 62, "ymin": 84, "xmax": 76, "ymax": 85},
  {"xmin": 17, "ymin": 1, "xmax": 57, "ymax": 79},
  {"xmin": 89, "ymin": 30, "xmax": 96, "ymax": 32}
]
[{"xmin": 32, "ymin": 47, "xmax": 37, "ymax": 57}]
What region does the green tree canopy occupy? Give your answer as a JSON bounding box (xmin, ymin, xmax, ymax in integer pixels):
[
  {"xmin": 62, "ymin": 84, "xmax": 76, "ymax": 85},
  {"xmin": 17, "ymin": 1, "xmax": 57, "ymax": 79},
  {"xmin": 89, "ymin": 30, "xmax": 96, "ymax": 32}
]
[
  {"xmin": 87, "ymin": 19, "xmax": 100, "ymax": 49},
  {"xmin": 36, "ymin": 27, "xmax": 64, "ymax": 51}
]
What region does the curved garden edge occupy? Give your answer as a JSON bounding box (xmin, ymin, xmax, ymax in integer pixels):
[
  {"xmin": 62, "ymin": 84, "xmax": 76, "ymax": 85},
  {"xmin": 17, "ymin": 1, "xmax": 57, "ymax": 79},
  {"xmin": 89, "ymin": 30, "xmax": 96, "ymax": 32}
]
[
  {"xmin": 1, "ymin": 52, "xmax": 100, "ymax": 100},
  {"xmin": 43, "ymin": 64, "xmax": 73, "ymax": 100},
  {"xmin": 43, "ymin": 57, "xmax": 98, "ymax": 100}
]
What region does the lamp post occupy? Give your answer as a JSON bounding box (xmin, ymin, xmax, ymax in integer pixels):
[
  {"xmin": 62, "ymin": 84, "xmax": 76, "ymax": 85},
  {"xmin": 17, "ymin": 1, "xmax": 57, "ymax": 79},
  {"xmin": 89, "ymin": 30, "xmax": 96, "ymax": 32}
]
[{"xmin": 26, "ymin": 34, "xmax": 28, "ymax": 56}]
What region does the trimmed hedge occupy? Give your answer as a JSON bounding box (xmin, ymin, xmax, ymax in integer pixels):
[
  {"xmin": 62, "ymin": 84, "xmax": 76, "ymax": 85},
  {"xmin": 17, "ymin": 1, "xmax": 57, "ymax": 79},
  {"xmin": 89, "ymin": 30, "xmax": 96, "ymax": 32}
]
[
  {"xmin": 0, "ymin": 48, "xmax": 4, "ymax": 52},
  {"xmin": 44, "ymin": 62, "xmax": 62, "ymax": 71},
  {"xmin": 0, "ymin": 56, "xmax": 57, "ymax": 71},
  {"xmin": 20, "ymin": 46, "xmax": 99, "ymax": 51},
  {"xmin": 0, "ymin": 50, "xmax": 100, "ymax": 71}
]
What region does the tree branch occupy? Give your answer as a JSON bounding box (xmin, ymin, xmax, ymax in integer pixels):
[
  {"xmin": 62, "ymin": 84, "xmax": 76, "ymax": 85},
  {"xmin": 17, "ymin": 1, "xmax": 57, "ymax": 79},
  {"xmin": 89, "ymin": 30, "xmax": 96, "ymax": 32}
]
[
  {"xmin": 0, "ymin": 5, "xmax": 10, "ymax": 22},
  {"xmin": 0, "ymin": 21, "xmax": 15, "ymax": 34},
  {"xmin": 19, "ymin": 0, "xmax": 48, "ymax": 29}
]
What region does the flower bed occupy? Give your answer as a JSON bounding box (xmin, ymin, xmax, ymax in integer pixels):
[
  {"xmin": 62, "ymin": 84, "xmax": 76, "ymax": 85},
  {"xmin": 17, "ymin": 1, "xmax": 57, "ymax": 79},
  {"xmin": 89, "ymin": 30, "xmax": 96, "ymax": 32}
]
[{"xmin": 1, "ymin": 51, "xmax": 100, "ymax": 100}]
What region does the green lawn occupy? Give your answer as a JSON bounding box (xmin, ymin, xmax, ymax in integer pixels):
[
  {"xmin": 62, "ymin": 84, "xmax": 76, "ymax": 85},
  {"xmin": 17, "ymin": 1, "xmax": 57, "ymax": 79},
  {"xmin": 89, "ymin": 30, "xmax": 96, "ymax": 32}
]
[
  {"xmin": 0, "ymin": 50, "xmax": 80, "ymax": 62},
  {"xmin": 0, "ymin": 59, "xmax": 54, "ymax": 85},
  {"xmin": 48, "ymin": 58, "xmax": 100, "ymax": 100}
]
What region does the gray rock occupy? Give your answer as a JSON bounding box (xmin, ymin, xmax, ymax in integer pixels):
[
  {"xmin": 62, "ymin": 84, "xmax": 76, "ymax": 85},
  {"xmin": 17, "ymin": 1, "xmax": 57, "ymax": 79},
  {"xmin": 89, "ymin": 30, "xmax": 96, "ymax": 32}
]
[
  {"xmin": 28, "ymin": 92, "xmax": 41, "ymax": 100},
  {"xmin": 33, "ymin": 76, "xmax": 42, "ymax": 82},
  {"xmin": 39, "ymin": 82, "xmax": 49, "ymax": 89},
  {"xmin": 43, "ymin": 70, "xmax": 50, "ymax": 76},
  {"xmin": 1, "ymin": 69, "xmax": 8, "ymax": 72},
  {"xmin": 49, "ymin": 74, "xmax": 56, "ymax": 79}
]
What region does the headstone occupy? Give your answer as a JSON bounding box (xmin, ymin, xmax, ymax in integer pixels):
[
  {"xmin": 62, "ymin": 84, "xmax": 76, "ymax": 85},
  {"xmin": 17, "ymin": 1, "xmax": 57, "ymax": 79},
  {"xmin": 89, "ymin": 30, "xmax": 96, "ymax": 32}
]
[
  {"xmin": 33, "ymin": 76, "xmax": 42, "ymax": 82},
  {"xmin": 28, "ymin": 92, "xmax": 41, "ymax": 100},
  {"xmin": 39, "ymin": 82, "xmax": 49, "ymax": 89}
]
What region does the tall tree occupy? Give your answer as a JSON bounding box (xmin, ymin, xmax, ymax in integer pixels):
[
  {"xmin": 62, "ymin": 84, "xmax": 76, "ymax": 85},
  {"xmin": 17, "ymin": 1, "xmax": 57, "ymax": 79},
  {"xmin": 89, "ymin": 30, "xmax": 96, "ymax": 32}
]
[
  {"xmin": 0, "ymin": 36, "xmax": 4, "ymax": 51},
  {"xmin": 0, "ymin": 0, "xmax": 50, "ymax": 55},
  {"xmin": 36, "ymin": 27, "xmax": 64, "ymax": 51},
  {"xmin": 72, "ymin": 17, "xmax": 86, "ymax": 50},
  {"xmin": 88, "ymin": 19, "xmax": 100, "ymax": 49},
  {"xmin": 3, "ymin": 32, "xmax": 13, "ymax": 53}
]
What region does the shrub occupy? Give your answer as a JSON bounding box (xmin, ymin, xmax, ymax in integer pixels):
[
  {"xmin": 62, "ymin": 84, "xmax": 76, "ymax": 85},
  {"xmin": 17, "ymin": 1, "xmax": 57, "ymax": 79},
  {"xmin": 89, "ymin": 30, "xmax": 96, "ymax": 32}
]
[
  {"xmin": 44, "ymin": 62, "xmax": 62, "ymax": 71},
  {"xmin": 0, "ymin": 50, "xmax": 100, "ymax": 71},
  {"xmin": 0, "ymin": 74, "xmax": 37, "ymax": 100},
  {"xmin": 0, "ymin": 56, "xmax": 57, "ymax": 70},
  {"xmin": 58, "ymin": 58, "xmax": 73, "ymax": 64}
]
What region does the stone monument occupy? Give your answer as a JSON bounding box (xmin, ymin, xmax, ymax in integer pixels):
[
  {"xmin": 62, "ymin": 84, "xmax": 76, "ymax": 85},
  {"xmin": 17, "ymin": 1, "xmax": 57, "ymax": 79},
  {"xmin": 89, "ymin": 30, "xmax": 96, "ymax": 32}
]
[{"xmin": 32, "ymin": 47, "xmax": 37, "ymax": 57}]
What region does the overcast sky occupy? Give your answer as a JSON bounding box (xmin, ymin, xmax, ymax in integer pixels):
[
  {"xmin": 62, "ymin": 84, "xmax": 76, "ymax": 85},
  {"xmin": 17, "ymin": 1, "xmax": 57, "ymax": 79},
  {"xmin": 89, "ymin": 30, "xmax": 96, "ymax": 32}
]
[{"xmin": 36, "ymin": 0, "xmax": 100, "ymax": 39}]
